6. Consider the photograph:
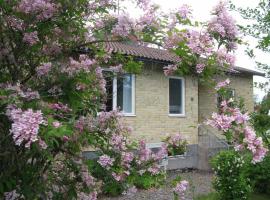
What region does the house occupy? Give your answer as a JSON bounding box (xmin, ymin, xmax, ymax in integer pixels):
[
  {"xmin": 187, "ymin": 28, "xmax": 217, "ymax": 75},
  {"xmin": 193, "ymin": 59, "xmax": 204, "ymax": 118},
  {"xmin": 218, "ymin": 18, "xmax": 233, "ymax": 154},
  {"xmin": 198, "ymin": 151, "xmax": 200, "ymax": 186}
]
[{"xmin": 102, "ymin": 41, "xmax": 265, "ymax": 146}]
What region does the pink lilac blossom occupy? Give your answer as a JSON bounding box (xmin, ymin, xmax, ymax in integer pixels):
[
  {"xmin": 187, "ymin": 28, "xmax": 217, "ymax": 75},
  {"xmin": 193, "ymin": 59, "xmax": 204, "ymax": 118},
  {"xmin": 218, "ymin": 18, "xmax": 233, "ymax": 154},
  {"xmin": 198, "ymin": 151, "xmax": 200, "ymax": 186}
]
[
  {"xmin": 137, "ymin": 140, "xmax": 152, "ymax": 163},
  {"xmin": 48, "ymin": 102, "xmax": 72, "ymax": 112},
  {"xmin": 196, "ymin": 63, "xmax": 205, "ymax": 74},
  {"xmin": 215, "ymin": 78, "xmax": 230, "ymax": 90},
  {"xmin": 52, "ymin": 121, "xmax": 61, "ymax": 128},
  {"xmin": 112, "ymin": 172, "xmax": 123, "ymax": 182},
  {"xmin": 137, "ymin": 5, "xmax": 158, "ymax": 29},
  {"xmin": 163, "ymin": 32, "xmax": 186, "ymax": 49},
  {"xmin": 207, "ymin": 80, "xmax": 268, "ymax": 163},
  {"xmin": 17, "ymin": 0, "xmax": 59, "ymax": 21},
  {"xmin": 38, "ymin": 139, "xmax": 47, "ymax": 149},
  {"xmin": 42, "ymin": 41, "xmax": 62, "ymax": 55},
  {"xmin": 112, "ymin": 14, "xmax": 135, "ymax": 37},
  {"xmin": 186, "ymin": 30, "xmax": 214, "ymax": 55},
  {"xmin": 95, "ymin": 67, "xmax": 106, "ymax": 95},
  {"xmin": 173, "ymin": 180, "xmax": 189, "ymax": 199},
  {"xmin": 76, "ymin": 83, "xmax": 87, "ymax": 91},
  {"xmin": 8, "ymin": 108, "xmax": 46, "ymax": 148},
  {"xmin": 147, "ymin": 165, "xmax": 160, "ymax": 175},
  {"xmin": 177, "ymin": 4, "xmax": 192, "ymax": 20},
  {"xmin": 4, "ymin": 189, "xmax": 21, "ymax": 200},
  {"xmin": 63, "ymin": 55, "xmax": 96, "ymax": 76},
  {"xmin": 36, "ymin": 62, "xmax": 52, "ymax": 76},
  {"xmin": 81, "ymin": 169, "xmax": 95, "ymax": 187},
  {"xmin": 171, "ymin": 134, "xmax": 183, "ymax": 145},
  {"xmin": 88, "ymin": 0, "xmax": 115, "ymax": 9},
  {"xmin": 208, "ymin": 1, "xmax": 238, "ymax": 41},
  {"xmin": 18, "ymin": 88, "xmax": 40, "ymax": 101},
  {"xmin": 48, "ymin": 86, "xmax": 62, "ymax": 96},
  {"xmin": 206, "ymin": 113, "xmax": 235, "ymax": 132},
  {"xmin": 97, "ymin": 155, "xmax": 114, "ymax": 169},
  {"xmin": 109, "ymin": 133, "xmax": 127, "ymax": 151},
  {"xmin": 5, "ymin": 16, "xmax": 24, "ymax": 30},
  {"xmin": 136, "ymin": 0, "xmax": 151, "ymax": 9},
  {"xmin": 231, "ymin": 108, "xmax": 250, "ymax": 124},
  {"xmin": 23, "ymin": 31, "xmax": 39, "ymax": 46},
  {"xmin": 121, "ymin": 152, "xmax": 134, "ymax": 168},
  {"xmin": 216, "ymin": 48, "xmax": 236, "ymax": 68},
  {"xmin": 62, "ymin": 135, "xmax": 70, "ymax": 142},
  {"xmin": 154, "ymin": 143, "xmax": 168, "ymax": 161},
  {"xmin": 243, "ymin": 126, "xmax": 268, "ymax": 163},
  {"xmin": 163, "ymin": 64, "xmax": 178, "ymax": 76},
  {"xmin": 77, "ymin": 192, "xmax": 97, "ymax": 200}
]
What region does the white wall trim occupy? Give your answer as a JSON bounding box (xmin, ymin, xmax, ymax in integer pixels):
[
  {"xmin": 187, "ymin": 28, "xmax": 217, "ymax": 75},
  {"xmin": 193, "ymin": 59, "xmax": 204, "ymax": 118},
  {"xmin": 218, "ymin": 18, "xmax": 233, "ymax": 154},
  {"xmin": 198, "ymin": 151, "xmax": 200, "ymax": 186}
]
[{"xmin": 102, "ymin": 70, "xmax": 135, "ymax": 115}]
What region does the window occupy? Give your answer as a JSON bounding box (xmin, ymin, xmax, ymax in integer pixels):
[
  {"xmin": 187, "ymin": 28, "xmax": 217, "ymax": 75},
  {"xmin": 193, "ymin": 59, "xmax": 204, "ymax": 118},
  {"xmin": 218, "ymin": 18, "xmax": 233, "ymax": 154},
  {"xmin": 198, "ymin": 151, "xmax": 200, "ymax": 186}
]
[
  {"xmin": 217, "ymin": 88, "xmax": 235, "ymax": 110},
  {"xmin": 169, "ymin": 77, "xmax": 185, "ymax": 116},
  {"xmin": 103, "ymin": 71, "xmax": 135, "ymax": 115}
]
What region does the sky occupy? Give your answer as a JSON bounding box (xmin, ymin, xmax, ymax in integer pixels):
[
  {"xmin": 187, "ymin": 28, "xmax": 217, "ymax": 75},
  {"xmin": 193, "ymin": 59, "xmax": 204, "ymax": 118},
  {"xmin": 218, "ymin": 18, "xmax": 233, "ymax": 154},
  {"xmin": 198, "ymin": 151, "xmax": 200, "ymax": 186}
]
[{"xmin": 124, "ymin": 0, "xmax": 269, "ymax": 102}]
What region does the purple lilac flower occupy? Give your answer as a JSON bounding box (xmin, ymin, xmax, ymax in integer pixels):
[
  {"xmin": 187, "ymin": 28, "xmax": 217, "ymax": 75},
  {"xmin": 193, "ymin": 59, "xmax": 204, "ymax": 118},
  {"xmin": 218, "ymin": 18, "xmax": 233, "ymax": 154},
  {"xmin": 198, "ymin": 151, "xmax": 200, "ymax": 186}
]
[
  {"xmin": 163, "ymin": 64, "xmax": 178, "ymax": 76},
  {"xmin": 17, "ymin": 0, "xmax": 59, "ymax": 21},
  {"xmin": 9, "ymin": 108, "xmax": 46, "ymax": 148},
  {"xmin": 173, "ymin": 180, "xmax": 189, "ymax": 199},
  {"xmin": 196, "ymin": 63, "xmax": 205, "ymax": 74},
  {"xmin": 23, "ymin": 31, "xmax": 39, "ymax": 46},
  {"xmin": 97, "ymin": 155, "xmax": 114, "ymax": 169},
  {"xmin": 215, "ymin": 78, "xmax": 230, "ymax": 90},
  {"xmin": 36, "ymin": 62, "xmax": 52, "ymax": 76}
]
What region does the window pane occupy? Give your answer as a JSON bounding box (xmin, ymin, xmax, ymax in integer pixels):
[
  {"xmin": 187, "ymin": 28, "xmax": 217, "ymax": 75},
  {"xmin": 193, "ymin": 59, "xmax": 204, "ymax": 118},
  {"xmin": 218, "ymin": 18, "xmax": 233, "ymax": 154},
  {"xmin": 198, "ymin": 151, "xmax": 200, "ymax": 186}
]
[
  {"xmin": 117, "ymin": 74, "xmax": 133, "ymax": 113},
  {"xmin": 103, "ymin": 71, "xmax": 114, "ymax": 112},
  {"xmin": 169, "ymin": 78, "xmax": 183, "ymax": 114}
]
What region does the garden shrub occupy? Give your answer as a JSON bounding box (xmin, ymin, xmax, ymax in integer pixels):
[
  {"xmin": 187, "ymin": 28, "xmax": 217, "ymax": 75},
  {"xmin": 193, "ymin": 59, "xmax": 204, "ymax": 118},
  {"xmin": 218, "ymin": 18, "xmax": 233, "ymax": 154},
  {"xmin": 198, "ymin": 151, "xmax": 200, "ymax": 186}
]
[
  {"xmin": 211, "ymin": 150, "xmax": 252, "ymax": 200},
  {"xmin": 171, "ymin": 176, "xmax": 189, "ymax": 200},
  {"xmin": 163, "ymin": 133, "xmax": 188, "ymax": 156},
  {"xmin": 129, "ymin": 171, "xmax": 165, "ymax": 189},
  {"xmin": 247, "ymin": 153, "xmax": 270, "ymax": 194},
  {"xmin": 82, "ymin": 112, "xmax": 167, "ymax": 196}
]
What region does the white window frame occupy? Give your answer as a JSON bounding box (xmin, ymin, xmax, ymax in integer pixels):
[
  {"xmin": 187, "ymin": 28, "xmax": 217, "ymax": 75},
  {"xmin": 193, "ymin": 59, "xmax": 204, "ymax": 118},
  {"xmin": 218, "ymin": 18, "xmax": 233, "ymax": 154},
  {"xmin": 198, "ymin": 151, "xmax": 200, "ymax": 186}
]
[
  {"xmin": 168, "ymin": 76, "xmax": 185, "ymax": 117},
  {"xmin": 103, "ymin": 69, "xmax": 136, "ymax": 116}
]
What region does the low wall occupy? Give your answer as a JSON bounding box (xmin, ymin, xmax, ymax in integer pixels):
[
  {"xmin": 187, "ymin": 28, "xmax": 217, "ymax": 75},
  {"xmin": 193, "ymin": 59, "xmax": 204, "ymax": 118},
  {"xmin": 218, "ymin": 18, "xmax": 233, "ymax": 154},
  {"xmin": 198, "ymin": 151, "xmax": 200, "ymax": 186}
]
[{"xmin": 167, "ymin": 144, "xmax": 198, "ymax": 170}]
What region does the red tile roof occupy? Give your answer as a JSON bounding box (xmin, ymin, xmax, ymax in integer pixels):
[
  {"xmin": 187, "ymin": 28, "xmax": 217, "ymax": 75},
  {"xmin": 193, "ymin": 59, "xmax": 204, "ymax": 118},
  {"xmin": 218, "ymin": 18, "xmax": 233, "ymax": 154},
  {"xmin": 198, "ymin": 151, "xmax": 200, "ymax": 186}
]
[
  {"xmin": 104, "ymin": 42, "xmax": 265, "ymax": 76},
  {"xmin": 104, "ymin": 41, "xmax": 180, "ymax": 63}
]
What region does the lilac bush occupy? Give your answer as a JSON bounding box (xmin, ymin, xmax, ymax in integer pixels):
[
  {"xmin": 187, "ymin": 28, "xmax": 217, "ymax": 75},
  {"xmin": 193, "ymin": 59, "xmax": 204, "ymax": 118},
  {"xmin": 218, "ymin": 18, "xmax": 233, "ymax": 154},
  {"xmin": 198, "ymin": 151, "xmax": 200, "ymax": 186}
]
[
  {"xmin": 207, "ymin": 80, "xmax": 268, "ymax": 163},
  {"xmin": 0, "ymin": 0, "xmax": 260, "ymax": 199},
  {"xmin": 163, "ymin": 133, "xmax": 188, "ymax": 156}
]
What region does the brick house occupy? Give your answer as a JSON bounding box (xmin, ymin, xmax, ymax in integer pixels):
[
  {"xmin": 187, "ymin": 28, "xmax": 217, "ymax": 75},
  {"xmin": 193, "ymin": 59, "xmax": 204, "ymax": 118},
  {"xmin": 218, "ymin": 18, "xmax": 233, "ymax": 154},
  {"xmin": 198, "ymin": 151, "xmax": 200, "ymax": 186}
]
[{"xmin": 102, "ymin": 42, "xmax": 264, "ymax": 146}]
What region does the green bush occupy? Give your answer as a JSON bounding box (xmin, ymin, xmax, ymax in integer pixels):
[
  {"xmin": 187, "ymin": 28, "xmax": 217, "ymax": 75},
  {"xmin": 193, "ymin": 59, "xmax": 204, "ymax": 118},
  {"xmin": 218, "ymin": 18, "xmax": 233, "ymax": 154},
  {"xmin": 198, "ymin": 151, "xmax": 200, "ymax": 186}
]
[
  {"xmin": 247, "ymin": 153, "xmax": 270, "ymax": 194},
  {"xmin": 211, "ymin": 150, "xmax": 252, "ymax": 200},
  {"xmin": 128, "ymin": 171, "xmax": 165, "ymax": 189}
]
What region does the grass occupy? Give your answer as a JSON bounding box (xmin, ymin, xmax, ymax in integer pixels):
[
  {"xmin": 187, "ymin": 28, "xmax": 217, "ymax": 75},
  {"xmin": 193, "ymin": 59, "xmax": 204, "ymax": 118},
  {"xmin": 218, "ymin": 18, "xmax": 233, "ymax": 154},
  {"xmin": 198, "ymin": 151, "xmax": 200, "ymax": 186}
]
[{"xmin": 194, "ymin": 193, "xmax": 270, "ymax": 200}]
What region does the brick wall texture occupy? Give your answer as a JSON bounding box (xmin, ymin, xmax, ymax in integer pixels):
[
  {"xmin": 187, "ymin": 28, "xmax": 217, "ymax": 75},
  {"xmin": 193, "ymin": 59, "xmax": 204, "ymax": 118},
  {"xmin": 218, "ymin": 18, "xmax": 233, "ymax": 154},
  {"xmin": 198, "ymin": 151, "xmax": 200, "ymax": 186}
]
[
  {"xmin": 124, "ymin": 64, "xmax": 199, "ymax": 144},
  {"xmin": 123, "ymin": 63, "xmax": 254, "ymax": 145},
  {"xmin": 198, "ymin": 74, "xmax": 254, "ymax": 122}
]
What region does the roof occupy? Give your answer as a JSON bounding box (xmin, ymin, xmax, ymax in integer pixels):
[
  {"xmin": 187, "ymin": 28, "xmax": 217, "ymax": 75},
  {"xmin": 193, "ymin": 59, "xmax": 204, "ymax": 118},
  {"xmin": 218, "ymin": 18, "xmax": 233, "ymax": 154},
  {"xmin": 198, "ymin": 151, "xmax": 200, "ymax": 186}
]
[
  {"xmin": 104, "ymin": 41, "xmax": 180, "ymax": 63},
  {"xmin": 104, "ymin": 41, "xmax": 265, "ymax": 77}
]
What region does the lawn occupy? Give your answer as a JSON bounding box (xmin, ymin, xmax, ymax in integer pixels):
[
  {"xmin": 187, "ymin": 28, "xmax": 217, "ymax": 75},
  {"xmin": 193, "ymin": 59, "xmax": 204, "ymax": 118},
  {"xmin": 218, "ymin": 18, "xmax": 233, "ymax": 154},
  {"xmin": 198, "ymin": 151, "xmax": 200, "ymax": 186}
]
[{"xmin": 195, "ymin": 193, "xmax": 270, "ymax": 200}]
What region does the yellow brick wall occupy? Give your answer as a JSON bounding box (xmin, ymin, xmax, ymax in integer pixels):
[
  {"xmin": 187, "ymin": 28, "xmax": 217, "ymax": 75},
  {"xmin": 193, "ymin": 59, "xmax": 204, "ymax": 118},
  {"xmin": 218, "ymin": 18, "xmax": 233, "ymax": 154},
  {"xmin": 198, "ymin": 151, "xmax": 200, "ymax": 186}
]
[
  {"xmin": 123, "ymin": 64, "xmax": 199, "ymax": 144},
  {"xmin": 198, "ymin": 74, "xmax": 254, "ymax": 122}
]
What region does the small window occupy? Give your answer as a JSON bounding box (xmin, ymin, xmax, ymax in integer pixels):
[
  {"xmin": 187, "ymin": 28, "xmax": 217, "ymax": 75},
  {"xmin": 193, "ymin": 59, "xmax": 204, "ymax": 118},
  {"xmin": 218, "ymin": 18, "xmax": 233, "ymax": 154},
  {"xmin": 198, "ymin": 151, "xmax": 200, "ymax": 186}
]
[
  {"xmin": 169, "ymin": 77, "xmax": 185, "ymax": 115},
  {"xmin": 217, "ymin": 88, "xmax": 235, "ymax": 110},
  {"xmin": 103, "ymin": 71, "xmax": 135, "ymax": 115},
  {"xmin": 117, "ymin": 74, "xmax": 133, "ymax": 113}
]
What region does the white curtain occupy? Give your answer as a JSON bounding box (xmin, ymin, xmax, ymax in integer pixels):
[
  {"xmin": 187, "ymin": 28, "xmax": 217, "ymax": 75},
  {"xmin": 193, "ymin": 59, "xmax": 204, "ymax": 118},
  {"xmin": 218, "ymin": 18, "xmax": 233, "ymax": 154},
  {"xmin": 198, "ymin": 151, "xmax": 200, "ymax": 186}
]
[{"xmin": 122, "ymin": 74, "xmax": 132, "ymax": 113}]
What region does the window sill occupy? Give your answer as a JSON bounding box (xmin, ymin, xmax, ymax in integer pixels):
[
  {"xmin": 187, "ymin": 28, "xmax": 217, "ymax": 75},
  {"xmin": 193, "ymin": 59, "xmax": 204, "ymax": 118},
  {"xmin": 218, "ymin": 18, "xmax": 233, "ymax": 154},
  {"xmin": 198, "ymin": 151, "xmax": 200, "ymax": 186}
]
[
  {"xmin": 123, "ymin": 113, "xmax": 136, "ymax": 117},
  {"xmin": 168, "ymin": 114, "xmax": 186, "ymax": 118}
]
